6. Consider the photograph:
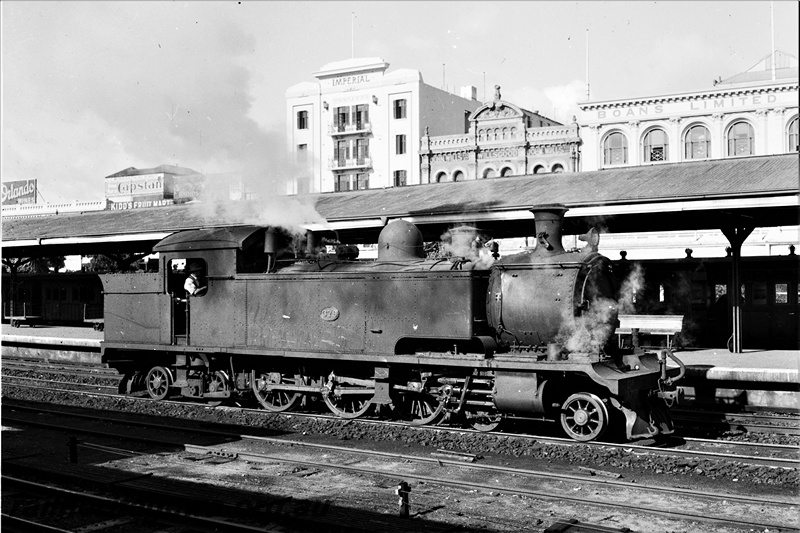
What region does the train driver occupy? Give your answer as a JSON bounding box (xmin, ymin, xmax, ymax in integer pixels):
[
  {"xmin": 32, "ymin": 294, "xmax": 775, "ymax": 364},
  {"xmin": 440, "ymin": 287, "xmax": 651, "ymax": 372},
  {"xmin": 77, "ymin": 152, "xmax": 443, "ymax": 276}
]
[{"xmin": 184, "ymin": 262, "xmax": 207, "ymax": 297}]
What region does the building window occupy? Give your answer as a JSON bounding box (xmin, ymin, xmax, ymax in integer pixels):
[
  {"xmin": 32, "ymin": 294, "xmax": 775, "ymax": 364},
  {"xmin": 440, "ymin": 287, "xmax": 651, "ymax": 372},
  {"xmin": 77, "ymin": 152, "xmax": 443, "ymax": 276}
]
[
  {"xmin": 335, "ymin": 173, "xmax": 369, "ymax": 192},
  {"xmin": 394, "ymin": 99, "xmax": 407, "ymax": 119},
  {"xmin": 334, "ymin": 140, "xmax": 349, "ymax": 166},
  {"xmin": 775, "ymin": 283, "xmax": 789, "ymax": 304},
  {"xmin": 395, "ymin": 134, "xmax": 406, "ymax": 155},
  {"xmin": 435, "ymin": 171, "xmax": 447, "ymax": 183},
  {"xmin": 727, "ymin": 121, "xmax": 754, "ymax": 156},
  {"xmin": 296, "ymin": 110, "xmax": 308, "ymax": 130},
  {"xmin": 551, "ymin": 164, "xmax": 564, "ymax": 173},
  {"xmin": 296, "ymin": 144, "xmax": 308, "ymax": 164},
  {"xmin": 787, "ymin": 117, "xmax": 798, "ymax": 152},
  {"xmin": 394, "ymin": 170, "xmax": 407, "ymax": 187},
  {"xmin": 355, "ymin": 138, "xmax": 369, "ymax": 164},
  {"xmin": 684, "ymin": 124, "xmax": 710, "ymax": 159},
  {"xmin": 335, "ymin": 174, "xmax": 350, "ymax": 192},
  {"xmin": 453, "ymin": 170, "xmax": 464, "ymax": 181},
  {"xmin": 643, "ymin": 128, "xmax": 668, "ymax": 162},
  {"xmin": 334, "ymin": 106, "xmax": 349, "ymax": 132},
  {"xmin": 353, "ymin": 104, "xmax": 369, "ymax": 130},
  {"xmin": 603, "ymin": 132, "xmax": 628, "ymax": 165},
  {"xmin": 532, "ymin": 165, "xmax": 544, "ymax": 174}
]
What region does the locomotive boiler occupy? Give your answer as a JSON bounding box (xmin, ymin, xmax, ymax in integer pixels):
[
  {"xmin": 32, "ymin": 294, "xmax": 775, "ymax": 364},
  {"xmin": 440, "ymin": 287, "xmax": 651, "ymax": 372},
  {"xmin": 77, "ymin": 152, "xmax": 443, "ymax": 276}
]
[{"xmin": 100, "ymin": 205, "xmax": 684, "ymax": 442}]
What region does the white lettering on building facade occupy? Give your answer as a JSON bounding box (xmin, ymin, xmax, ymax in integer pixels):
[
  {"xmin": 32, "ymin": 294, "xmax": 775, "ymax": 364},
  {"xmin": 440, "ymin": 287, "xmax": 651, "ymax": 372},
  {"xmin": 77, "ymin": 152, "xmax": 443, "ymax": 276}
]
[
  {"xmin": 1, "ymin": 179, "xmax": 37, "ymax": 205},
  {"xmin": 328, "ymin": 73, "xmax": 373, "ymax": 89},
  {"xmin": 105, "ymin": 174, "xmax": 164, "ymax": 198},
  {"xmin": 596, "ymin": 94, "xmax": 779, "ymax": 120}
]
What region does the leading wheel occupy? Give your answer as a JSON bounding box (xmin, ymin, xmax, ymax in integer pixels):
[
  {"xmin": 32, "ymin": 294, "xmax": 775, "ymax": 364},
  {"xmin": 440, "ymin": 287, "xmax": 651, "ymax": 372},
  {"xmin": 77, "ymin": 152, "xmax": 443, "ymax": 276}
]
[
  {"xmin": 251, "ymin": 370, "xmax": 302, "ymax": 412},
  {"xmin": 145, "ymin": 366, "xmax": 172, "ymax": 401},
  {"xmin": 322, "ymin": 373, "xmax": 373, "ymax": 419},
  {"xmin": 560, "ymin": 392, "xmax": 608, "ymax": 442}
]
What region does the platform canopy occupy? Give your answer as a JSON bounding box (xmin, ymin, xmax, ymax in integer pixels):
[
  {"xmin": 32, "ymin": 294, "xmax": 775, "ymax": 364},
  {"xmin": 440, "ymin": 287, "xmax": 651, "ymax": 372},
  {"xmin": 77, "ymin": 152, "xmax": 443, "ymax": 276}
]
[{"xmin": 2, "ymin": 153, "xmax": 798, "ymax": 258}]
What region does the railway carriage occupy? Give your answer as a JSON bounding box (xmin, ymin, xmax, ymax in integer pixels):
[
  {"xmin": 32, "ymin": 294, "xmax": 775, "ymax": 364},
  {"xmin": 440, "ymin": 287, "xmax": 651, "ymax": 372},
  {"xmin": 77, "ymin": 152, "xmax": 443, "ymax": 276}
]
[{"xmin": 100, "ymin": 205, "xmax": 684, "ymax": 442}]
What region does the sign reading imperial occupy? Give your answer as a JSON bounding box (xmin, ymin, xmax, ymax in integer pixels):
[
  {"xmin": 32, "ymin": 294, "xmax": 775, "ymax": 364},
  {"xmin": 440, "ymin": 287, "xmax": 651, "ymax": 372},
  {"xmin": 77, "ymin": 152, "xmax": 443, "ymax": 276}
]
[
  {"xmin": 1, "ymin": 179, "xmax": 37, "ymax": 205},
  {"xmin": 105, "ymin": 173, "xmax": 164, "ymax": 198}
]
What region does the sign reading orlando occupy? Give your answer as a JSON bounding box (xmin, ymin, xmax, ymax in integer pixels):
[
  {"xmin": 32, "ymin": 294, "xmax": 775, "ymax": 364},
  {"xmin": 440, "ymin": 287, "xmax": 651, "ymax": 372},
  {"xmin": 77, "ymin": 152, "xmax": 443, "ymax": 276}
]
[{"xmin": 1, "ymin": 179, "xmax": 37, "ymax": 205}]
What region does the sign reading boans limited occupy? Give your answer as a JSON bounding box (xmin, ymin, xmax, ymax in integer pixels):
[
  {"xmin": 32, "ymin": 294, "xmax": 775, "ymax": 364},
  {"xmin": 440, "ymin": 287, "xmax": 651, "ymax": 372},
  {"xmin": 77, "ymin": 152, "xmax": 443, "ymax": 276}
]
[
  {"xmin": 2, "ymin": 179, "xmax": 37, "ymax": 205},
  {"xmin": 105, "ymin": 173, "xmax": 164, "ymax": 199}
]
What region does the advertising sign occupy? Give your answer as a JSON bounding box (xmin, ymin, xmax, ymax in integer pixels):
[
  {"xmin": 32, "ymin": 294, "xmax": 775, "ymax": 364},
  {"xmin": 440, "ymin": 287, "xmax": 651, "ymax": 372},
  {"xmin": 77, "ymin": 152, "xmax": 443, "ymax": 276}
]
[
  {"xmin": 105, "ymin": 173, "xmax": 164, "ymax": 199},
  {"xmin": 1, "ymin": 179, "xmax": 37, "ymax": 205}
]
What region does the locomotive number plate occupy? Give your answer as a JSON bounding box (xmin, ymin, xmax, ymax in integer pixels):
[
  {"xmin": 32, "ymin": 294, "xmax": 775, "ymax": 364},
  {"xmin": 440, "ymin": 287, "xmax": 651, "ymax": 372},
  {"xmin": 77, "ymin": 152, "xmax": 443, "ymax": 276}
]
[{"xmin": 320, "ymin": 307, "xmax": 340, "ymax": 321}]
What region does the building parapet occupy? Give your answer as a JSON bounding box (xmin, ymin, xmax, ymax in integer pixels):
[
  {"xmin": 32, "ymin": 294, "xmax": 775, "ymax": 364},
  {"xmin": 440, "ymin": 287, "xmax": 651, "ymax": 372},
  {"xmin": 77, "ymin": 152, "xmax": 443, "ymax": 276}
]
[
  {"xmin": 2, "ymin": 201, "xmax": 106, "ymax": 219},
  {"xmin": 526, "ymin": 125, "xmax": 580, "ymax": 142}
]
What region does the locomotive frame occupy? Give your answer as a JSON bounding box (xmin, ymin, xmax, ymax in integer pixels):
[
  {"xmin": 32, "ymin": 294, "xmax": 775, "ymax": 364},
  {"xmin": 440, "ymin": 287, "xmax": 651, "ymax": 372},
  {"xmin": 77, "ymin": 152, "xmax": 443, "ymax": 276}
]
[{"xmin": 100, "ymin": 205, "xmax": 684, "ymax": 442}]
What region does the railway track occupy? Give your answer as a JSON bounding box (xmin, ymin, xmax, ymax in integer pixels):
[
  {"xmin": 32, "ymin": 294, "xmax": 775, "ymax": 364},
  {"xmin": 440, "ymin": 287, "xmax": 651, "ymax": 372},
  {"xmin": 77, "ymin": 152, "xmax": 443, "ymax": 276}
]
[
  {"xmin": 2, "ymin": 386, "xmax": 798, "ymax": 469},
  {"xmin": 3, "ymin": 361, "xmax": 799, "ymax": 449},
  {"xmin": 3, "ymin": 401, "xmax": 798, "ymax": 532},
  {"xmin": 673, "ymin": 408, "xmax": 800, "ymax": 436}
]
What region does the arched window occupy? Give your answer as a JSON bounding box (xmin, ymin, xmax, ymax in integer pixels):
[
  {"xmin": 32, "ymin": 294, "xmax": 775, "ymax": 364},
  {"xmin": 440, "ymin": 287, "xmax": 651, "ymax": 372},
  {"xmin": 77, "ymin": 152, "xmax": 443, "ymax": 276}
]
[
  {"xmin": 435, "ymin": 171, "xmax": 448, "ymax": 183},
  {"xmin": 684, "ymin": 124, "xmax": 710, "ymax": 159},
  {"xmin": 643, "ymin": 128, "xmax": 668, "ymax": 162},
  {"xmin": 500, "ymin": 167, "xmax": 513, "ymax": 177},
  {"xmin": 478, "ymin": 129, "xmax": 485, "ymax": 142},
  {"xmin": 787, "ymin": 117, "xmax": 798, "ymax": 152},
  {"xmin": 453, "ymin": 170, "xmax": 464, "ymax": 181},
  {"xmin": 502, "ymin": 128, "xmax": 509, "ymax": 139},
  {"xmin": 483, "ymin": 168, "xmax": 496, "ymax": 179},
  {"xmin": 532, "ymin": 165, "xmax": 545, "ymax": 174},
  {"xmin": 727, "ymin": 121, "xmax": 754, "ymax": 156},
  {"xmin": 551, "ymin": 164, "xmax": 564, "ymax": 173},
  {"xmin": 603, "ymin": 132, "xmax": 628, "ymax": 165}
]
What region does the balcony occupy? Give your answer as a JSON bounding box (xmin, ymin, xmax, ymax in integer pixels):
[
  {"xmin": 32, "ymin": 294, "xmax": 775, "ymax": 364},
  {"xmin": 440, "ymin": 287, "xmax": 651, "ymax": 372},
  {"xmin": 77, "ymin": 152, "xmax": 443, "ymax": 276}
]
[
  {"xmin": 329, "ymin": 122, "xmax": 372, "ymax": 136},
  {"xmin": 328, "ymin": 157, "xmax": 373, "ymax": 171}
]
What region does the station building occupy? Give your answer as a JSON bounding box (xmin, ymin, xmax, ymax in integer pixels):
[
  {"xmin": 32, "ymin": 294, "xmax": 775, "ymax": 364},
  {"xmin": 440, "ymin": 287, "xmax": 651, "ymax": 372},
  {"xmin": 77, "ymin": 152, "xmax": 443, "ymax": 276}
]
[
  {"xmin": 285, "ymin": 57, "xmax": 481, "ymax": 194},
  {"xmin": 577, "ymin": 51, "xmax": 798, "ymax": 172},
  {"xmin": 576, "ymin": 51, "xmax": 799, "ymax": 260},
  {"xmin": 419, "ymin": 85, "xmax": 580, "ymax": 182}
]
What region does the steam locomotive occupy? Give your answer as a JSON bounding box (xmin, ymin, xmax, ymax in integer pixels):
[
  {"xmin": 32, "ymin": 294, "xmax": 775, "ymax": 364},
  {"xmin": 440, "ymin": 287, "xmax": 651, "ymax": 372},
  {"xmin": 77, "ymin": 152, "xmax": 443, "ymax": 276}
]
[{"xmin": 100, "ymin": 205, "xmax": 684, "ymax": 442}]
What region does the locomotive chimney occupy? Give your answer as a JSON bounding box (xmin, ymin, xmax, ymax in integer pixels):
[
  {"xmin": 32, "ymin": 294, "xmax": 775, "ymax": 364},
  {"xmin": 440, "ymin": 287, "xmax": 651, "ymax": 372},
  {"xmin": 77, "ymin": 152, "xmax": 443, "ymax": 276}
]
[{"xmin": 529, "ymin": 205, "xmax": 568, "ymax": 255}]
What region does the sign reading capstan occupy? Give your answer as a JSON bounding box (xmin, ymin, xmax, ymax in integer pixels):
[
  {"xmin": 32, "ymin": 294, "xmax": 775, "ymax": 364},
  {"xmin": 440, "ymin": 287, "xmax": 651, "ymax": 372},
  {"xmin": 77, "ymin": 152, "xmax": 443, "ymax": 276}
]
[{"xmin": 105, "ymin": 173, "xmax": 164, "ymax": 199}]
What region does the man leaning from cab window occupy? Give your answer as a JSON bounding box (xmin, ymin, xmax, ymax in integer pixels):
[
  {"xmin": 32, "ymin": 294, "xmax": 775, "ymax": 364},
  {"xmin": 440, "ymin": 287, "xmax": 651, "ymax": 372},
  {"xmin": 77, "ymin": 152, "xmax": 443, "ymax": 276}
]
[{"xmin": 184, "ymin": 262, "xmax": 207, "ymax": 297}]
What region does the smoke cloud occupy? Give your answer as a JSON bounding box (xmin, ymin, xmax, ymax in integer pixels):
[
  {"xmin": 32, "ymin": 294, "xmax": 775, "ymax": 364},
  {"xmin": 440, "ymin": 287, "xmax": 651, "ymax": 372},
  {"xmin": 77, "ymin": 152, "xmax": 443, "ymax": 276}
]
[
  {"xmin": 439, "ymin": 226, "xmax": 496, "ymax": 269},
  {"xmin": 3, "ymin": 3, "xmax": 306, "ymax": 202},
  {"xmin": 555, "ymin": 263, "xmax": 646, "ymax": 354}
]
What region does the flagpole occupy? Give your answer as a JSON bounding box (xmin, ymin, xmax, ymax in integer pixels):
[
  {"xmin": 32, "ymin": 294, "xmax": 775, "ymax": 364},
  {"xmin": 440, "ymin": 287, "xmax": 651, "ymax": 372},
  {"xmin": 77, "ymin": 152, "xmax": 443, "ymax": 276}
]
[{"xmin": 770, "ymin": 2, "xmax": 776, "ymax": 81}]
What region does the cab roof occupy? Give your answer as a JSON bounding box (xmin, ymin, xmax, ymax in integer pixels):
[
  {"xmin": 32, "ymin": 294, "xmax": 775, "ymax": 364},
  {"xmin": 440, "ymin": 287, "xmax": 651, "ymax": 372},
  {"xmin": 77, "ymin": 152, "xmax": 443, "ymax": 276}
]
[{"xmin": 153, "ymin": 226, "xmax": 262, "ymax": 252}]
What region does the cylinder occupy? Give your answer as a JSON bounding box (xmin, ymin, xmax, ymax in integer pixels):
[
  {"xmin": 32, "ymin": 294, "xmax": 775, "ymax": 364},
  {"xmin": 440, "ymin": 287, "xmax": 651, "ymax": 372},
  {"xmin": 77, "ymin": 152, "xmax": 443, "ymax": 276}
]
[{"xmin": 547, "ymin": 343, "xmax": 563, "ymax": 361}]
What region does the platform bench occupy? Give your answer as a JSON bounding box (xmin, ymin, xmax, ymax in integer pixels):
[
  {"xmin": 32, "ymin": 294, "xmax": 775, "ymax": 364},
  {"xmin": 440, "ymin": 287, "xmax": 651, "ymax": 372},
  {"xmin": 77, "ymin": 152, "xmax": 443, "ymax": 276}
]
[{"xmin": 616, "ymin": 314, "xmax": 684, "ymax": 349}]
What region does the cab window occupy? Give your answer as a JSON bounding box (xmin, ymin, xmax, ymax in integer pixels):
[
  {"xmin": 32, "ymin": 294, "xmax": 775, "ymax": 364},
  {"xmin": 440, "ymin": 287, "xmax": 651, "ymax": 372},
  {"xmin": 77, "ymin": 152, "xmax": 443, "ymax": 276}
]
[{"xmin": 167, "ymin": 258, "xmax": 207, "ymax": 297}]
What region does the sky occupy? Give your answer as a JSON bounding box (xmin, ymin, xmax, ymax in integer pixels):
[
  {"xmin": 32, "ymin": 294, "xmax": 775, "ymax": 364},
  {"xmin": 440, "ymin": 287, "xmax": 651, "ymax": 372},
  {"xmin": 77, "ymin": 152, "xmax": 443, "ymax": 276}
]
[{"xmin": 2, "ymin": 1, "xmax": 798, "ymax": 204}]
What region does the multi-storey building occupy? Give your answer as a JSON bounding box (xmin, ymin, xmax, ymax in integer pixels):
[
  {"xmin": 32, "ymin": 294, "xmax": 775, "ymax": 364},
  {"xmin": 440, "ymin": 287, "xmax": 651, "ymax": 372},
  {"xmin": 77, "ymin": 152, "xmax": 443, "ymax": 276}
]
[
  {"xmin": 420, "ymin": 85, "xmax": 579, "ymax": 182},
  {"xmin": 576, "ymin": 51, "xmax": 799, "ymax": 259},
  {"xmin": 578, "ymin": 51, "xmax": 798, "ymax": 171},
  {"xmin": 285, "ymin": 57, "xmax": 481, "ymax": 194}
]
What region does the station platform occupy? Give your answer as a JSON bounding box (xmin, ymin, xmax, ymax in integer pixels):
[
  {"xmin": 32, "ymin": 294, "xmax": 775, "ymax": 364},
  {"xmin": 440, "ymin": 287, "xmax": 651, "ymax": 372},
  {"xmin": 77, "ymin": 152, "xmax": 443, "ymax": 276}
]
[{"xmin": 2, "ymin": 325, "xmax": 798, "ymax": 411}]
